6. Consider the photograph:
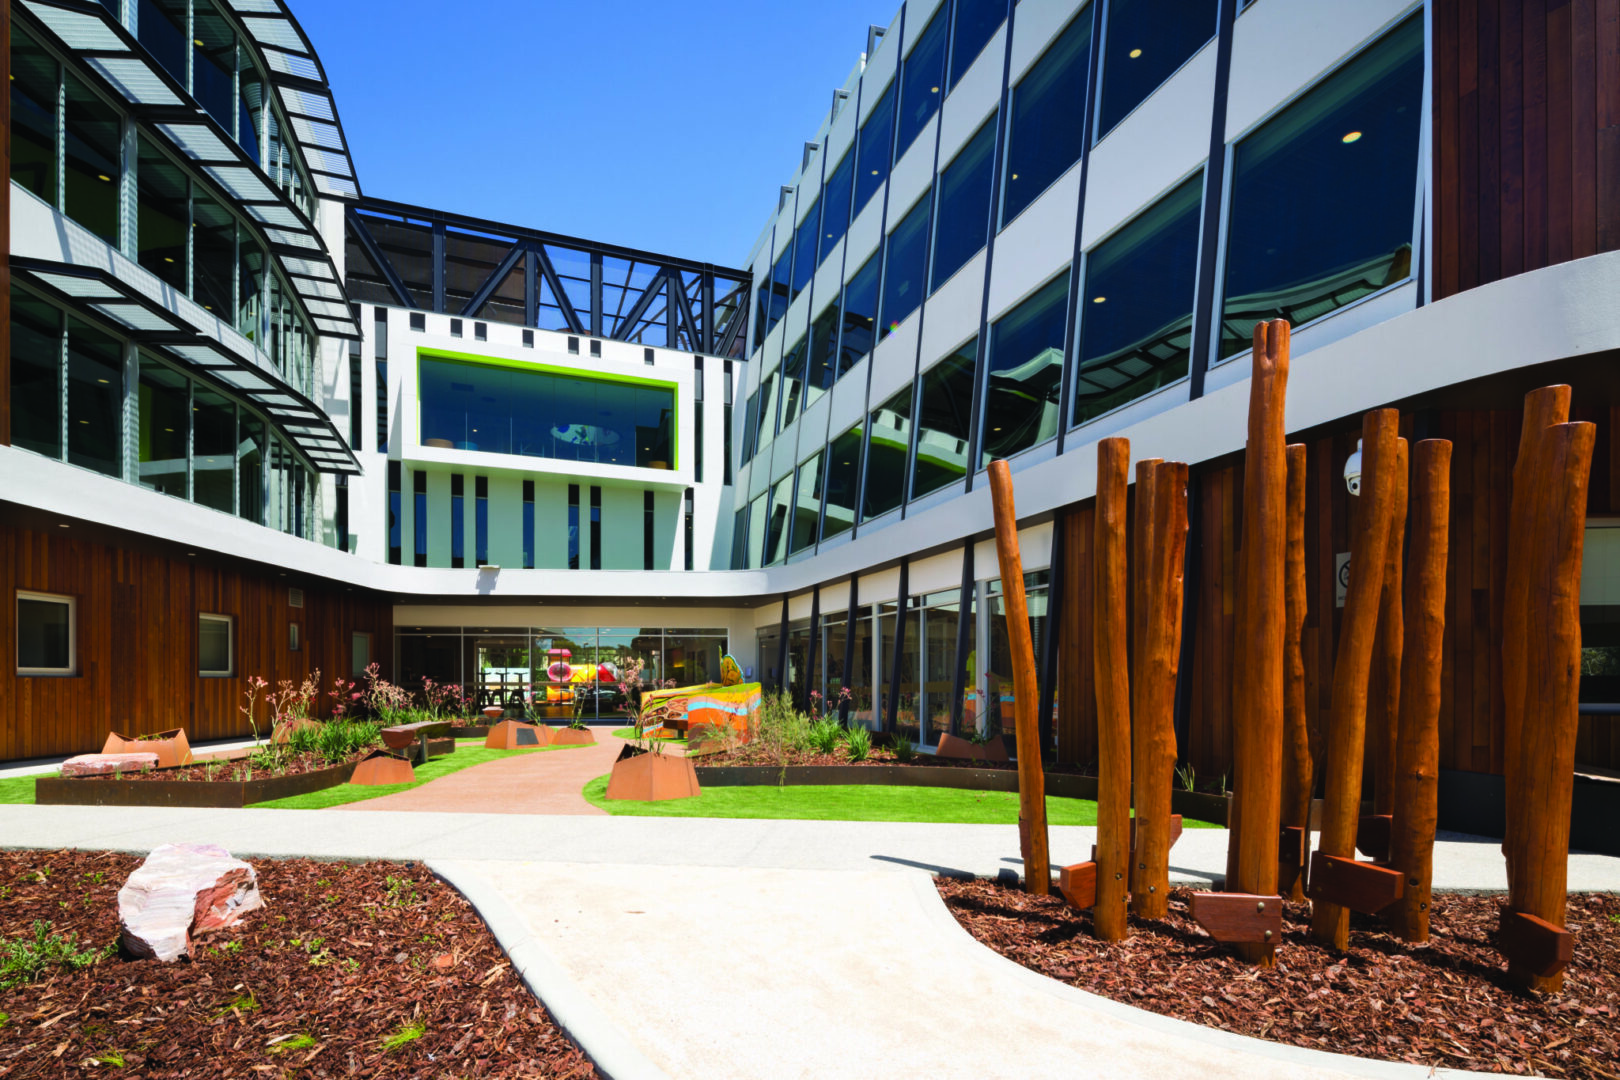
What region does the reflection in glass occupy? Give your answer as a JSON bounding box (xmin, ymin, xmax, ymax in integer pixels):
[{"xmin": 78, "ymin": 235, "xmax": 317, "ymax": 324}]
[
  {"xmin": 1220, "ymin": 16, "xmax": 1423, "ymax": 359},
  {"xmin": 839, "ymin": 255, "xmax": 879, "ymax": 375},
  {"xmin": 764, "ymin": 475, "xmax": 793, "ymax": 566},
  {"xmin": 138, "ymin": 0, "xmax": 188, "ymax": 90},
  {"xmin": 193, "ymin": 191, "xmax": 236, "ymax": 318},
  {"xmin": 949, "ymin": 0, "xmax": 1007, "ymax": 90},
  {"xmin": 238, "ymin": 54, "xmax": 264, "ymax": 165},
  {"xmin": 880, "ymin": 193, "xmax": 931, "ymax": 340},
  {"xmin": 11, "ymin": 290, "xmax": 63, "ymax": 460},
  {"xmin": 138, "ymin": 139, "xmax": 189, "ymax": 292},
  {"xmin": 931, "ymin": 117, "xmax": 996, "ymax": 292},
  {"xmin": 821, "ymin": 424, "xmax": 863, "ymax": 542},
  {"xmin": 879, "ymin": 600, "xmax": 921, "ymax": 735},
  {"xmin": 779, "ymin": 333, "xmax": 807, "ymax": 430},
  {"xmin": 854, "ymin": 83, "xmax": 896, "ymax": 217},
  {"xmin": 982, "ymin": 275, "xmax": 1066, "ymax": 463},
  {"xmin": 1097, "ymin": 0, "xmax": 1218, "ymax": 140},
  {"xmin": 911, "ymin": 340, "xmax": 978, "ymax": 500},
  {"xmin": 193, "ymin": 0, "xmax": 236, "ymax": 133},
  {"xmin": 747, "ymin": 492, "xmax": 768, "ymax": 569},
  {"xmin": 755, "ymin": 371, "xmax": 778, "ymax": 455},
  {"xmin": 237, "ymin": 226, "xmax": 267, "ymax": 342},
  {"xmin": 790, "ymin": 451, "xmax": 823, "ymax": 556},
  {"xmin": 862, "ymin": 386, "xmax": 911, "ymax": 521},
  {"xmin": 766, "ymin": 244, "xmax": 792, "ymax": 341},
  {"xmin": 789, "ymin": 196, "xmax": 821, "ymax": 301},
  {"xmin": 193, "ymin": 385, "xmax": 237, "ymax": 514},
  {"xmin": 239, "ymin": 413, "xmax": 265, "ymax": 524},
  {"xmin": 138, "ymin": 357, "xmax": 189, "ymax": 497},
  {"xmin": 819, "ymin": 152, "xmax": 855, "ymax": 263},
  {"xmin": 986, "ymin": 573, "xmax": 1051, "ymax": 743},
  {"xmin": 11, "ymin": 29, "xmax": 59, "ymax": 204},
  {"xmin": 922, "ymin": 594, "xmax": 963, "ymax": 745},
  {"xmin": 419, "ymin": 357, "xmax": 675, "ymax": 470},
  {"xmin": 64, "ymin": 75, "xmax": 121, "ymax": 244},
  {"xmin": 67, "ymin": 319, "xmax": 122, "ymax": 478},
  {"xmin": 896, "ymin": 11, "xmax": 947, "ymax": 162},
  {"xmin": 1002, "ymin": 8, "xmax": 1093, "ymax": 225},
  {"xmin": 1074, "ymin": 174, "xmax": 1202, "ymax": 426},
  {"xmin": 807, "ymin": 302, "xmax": 839, "ymax": 403}
]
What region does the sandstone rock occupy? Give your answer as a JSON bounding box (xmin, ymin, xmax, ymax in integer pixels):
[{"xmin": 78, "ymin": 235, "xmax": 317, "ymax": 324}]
[
  {"xmin": 118, "ymin": 843, "xmax": 263, "ymax": 962},
  {"xmin": 61, "ymin": 752, "xmax": 159, "ymax": 778}
]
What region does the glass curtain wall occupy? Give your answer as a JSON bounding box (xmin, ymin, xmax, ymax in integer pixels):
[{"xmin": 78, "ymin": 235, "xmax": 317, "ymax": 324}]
[
  {"xmin": 821, "ymin": 424, "xmax": 863, "ymax": 543},
  {"xmin": 1096, "ymin": 0, "xmax": 1219, "ymax": 140},
  {"xmin": 789, "ymin": 452, "xmax": 823, "ymax": 557},
  {"xmin": 838, "ymin": 256, "xmax": 880, "ymax": 376},
  {"xmin": 878, "ymin": 599, "xmax": 922, "ymax": 738},
  {"xmin": 930, "ymin": 118, "xmax": 996, "ymax": 292},
  {"xmin": 983, "ymin": 572, "xmax": 1051, "ymax": 747},
  {"xmin": 911, "ymin": 339, "xmax": 978, "ymax": 500},
  {"xmin": 879, "ymin": 193, "xmax": 932, "ymax": 339},
  {"xmin": 861, "ymin": 386, "xmax": 912, "ymax": 521},
  {"xmin": 895, "ymin": 10, "xmax": 947, "ymax": 161},
  {"xmin": 981, "ymin": 275, "xmax": 1066, "ymax": 464},
  {"xmin": 1001, "ymin": 7, "xmax": 1093, "ymax": 225},
  {"xmin": 853, "ymin": 84, "xmax": 895, "ymax": 217}
]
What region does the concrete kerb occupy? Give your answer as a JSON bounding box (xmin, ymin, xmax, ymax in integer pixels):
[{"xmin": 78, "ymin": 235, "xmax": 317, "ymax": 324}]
[
  {"xmin": 428, "ymin": 859, "xmax": 672, "ymax": 1080},
  {"xmin": 905, "ymin": 872, "xmax": 1480, "ymax": 1080}
]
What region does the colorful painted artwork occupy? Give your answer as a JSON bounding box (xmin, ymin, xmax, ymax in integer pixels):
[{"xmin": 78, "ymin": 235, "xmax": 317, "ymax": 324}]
[
  {"xmin": 720, "ymin": 654, "xmax": 743, "ymax": 687},
  {"xmin": 639, "ymin": 680, "xmax": 761, "ymax": 742}
]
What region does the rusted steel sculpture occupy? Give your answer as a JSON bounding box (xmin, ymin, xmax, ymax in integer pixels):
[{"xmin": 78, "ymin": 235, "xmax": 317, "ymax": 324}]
[
  {"xmin": 1310, "ymin": 408, "xmax": 1404, "ymax": 951},
  {"xmin": 1502, "ymin": 412, "xmax": 1593, "ymax": 993},
  {"xmin": 1131, "ymin": 461, "xmax": 1189, "ymax": 919},
  {"xmin": 1279, "ymin": 443, "xmax": 1311, "ymax": 900},
  {"xmin": 1502, "ymin": 385, "xmax": 1572, "ymax": 882},
  {"xmin": 987, "ymin": 459, "xmax": 1050, "ymax": 896},
  {"xmin": 1090, "ymin": 438, "xmax": 1132, "ymax": 938},
  {"xmin": 1387, "ymin": 438, "xmax": 1452, "ymax": 944}
]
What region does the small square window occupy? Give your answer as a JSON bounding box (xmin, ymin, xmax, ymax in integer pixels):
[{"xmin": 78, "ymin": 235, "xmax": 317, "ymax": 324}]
[
  {"xmin": 199, "ymin": 614, "xmax": 234, "ymax": 677},
  {"xmin": 17, "ymin": 591, "xmax": 75, "ymax": 675},
  {"xmin": 409, "ymin": 313, "xmax": 425, "ymax": 332},
  {"xmin": 644, "ymin": 348, "xmax": 655, "ymax": 365},
  {"xmin": 475, "ymin": 322, "xmax": 487, "ymax": 341},
  {"xmin": 351, "ymin": 631, "xmax": 373, "ymax": 678},
  {"xmin": 289, "ymin": 622, "xmax": 301, "ymax": 652},
  {"xmin": 450, "ymin": 318, "xmax": 463, "ymax": 338},
  {"xmin": 567, "ymin": 336, "xmax": 580, "ymax": 354},
  {"xmin": 590, "ymin": 339, "xmax": 602, "ymax": 358},
  {"xmin": 522, "ymin": 330, "xmax": 534, "ymax": 348}
]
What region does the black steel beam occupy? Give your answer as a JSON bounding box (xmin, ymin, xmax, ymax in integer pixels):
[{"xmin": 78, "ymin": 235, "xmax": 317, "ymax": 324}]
[
  {"xmin": 806, "ymin": 586, "xmax": 822, "ymax": 712},
  {"xmin": 534, "ymin": 245, "xmax": 584, "ymax": 334},
  {"xmin": 885, "ymin": 559, "xmax": 910, "ymax": 736},
  {"xmin": 459, "ymin": 242, "xmax": 526, "ymax": 319},
  {"xmin": 949, "ymin": 541, "xmax": 975, "ymax": 738}
]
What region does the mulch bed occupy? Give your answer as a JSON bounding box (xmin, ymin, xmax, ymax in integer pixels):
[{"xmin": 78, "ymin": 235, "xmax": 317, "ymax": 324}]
[
  {"xmin": 692, "ymin": 743, "xmax": 1094, "ymax": 772},
  {"xmin": 938, "ymin": 878, "xmax": 1620, "ymax": 1078},
  {"xmin": 0, "ymin": 849, "xmax": 595, "ymax": 1078},
  {"xmin": 75, "ymin": 747, "xmax": 377, "ymax": 784}
]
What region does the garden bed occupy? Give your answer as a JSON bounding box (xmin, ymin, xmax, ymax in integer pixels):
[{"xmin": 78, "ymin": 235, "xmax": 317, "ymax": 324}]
[
  {"xmin": 0, "ymin": 849, "xmax": 595, "ymax": 1078},
  {"xmin": 35, "ymin": 759, "xmax": 363, "ymax": 809},
  {"xmin": 938, "ymin": 878, "xmax": 1619, "ymax": 1078}
]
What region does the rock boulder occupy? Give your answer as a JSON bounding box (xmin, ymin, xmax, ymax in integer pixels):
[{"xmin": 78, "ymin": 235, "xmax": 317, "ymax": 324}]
[
  {"xmin": 61, "ymin": 752, "xmax": 159, "ymax": 778},
  {"xmin": 118, "ymin": 843, "xmax": 263, "ymax": 961}
]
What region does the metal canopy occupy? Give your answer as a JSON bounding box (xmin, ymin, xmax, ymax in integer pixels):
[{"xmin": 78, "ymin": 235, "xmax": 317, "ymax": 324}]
[
  {"xmin": 17, "ymin": 0, "xmax": 362, "ymax": 341},
  {"xmin": 14, "ymin": 258, "xmax": 362, "ymax": 476}
]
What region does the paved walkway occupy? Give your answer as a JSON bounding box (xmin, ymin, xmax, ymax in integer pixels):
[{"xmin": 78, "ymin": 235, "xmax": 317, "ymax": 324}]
[{"xmin": 339, "ymin": 731, "xmax": 626, "ymax": 815}]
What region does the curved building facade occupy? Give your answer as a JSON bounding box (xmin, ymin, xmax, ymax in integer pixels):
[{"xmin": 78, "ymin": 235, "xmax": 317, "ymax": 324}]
[{"xmin": 3, "ymin": 0, "xmax": 1618, "ymax": 819}]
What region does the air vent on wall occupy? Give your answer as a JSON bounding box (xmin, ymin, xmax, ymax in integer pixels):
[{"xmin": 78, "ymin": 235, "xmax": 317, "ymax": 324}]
[{"xmin": 288, "ymin": 587, "xmax": 305, "ymax": 609}]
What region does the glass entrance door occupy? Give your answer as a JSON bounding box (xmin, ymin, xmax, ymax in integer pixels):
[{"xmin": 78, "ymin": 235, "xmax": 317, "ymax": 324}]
[{"xmin": 472, "ymin": 637, "xmax": 531, "ymax": 718}]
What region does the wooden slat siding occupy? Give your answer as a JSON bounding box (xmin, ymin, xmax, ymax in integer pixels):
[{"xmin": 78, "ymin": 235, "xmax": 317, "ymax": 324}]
[
  {"xmin": 1, "ymin": 521, "xmax": 394, "ymax": 762},
  {"xmin": 1436, "ymin": 0, "xmax": 1620, "ymax": 294}
]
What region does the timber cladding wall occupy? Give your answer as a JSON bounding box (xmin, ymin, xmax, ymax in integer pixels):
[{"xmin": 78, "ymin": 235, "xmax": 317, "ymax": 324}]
[
  {"xmin": 0, "ymin": 521, "xmax": 393, "ymax": 761},
  {"xmin": 1055, "ymin": 407, "xmax": 1620, "ymax": 781},
  {"xmin": 1431, "ymin": 0, "xmax": 1620, "ymax": 300}
]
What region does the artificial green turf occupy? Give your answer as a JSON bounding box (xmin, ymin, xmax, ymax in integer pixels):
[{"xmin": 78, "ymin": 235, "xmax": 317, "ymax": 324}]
[
  {"xmin": 582, "ymin": 774, "xmax": 1221, "ymax": 826},
  {"xmin": 249, "ymin": 743, "xmax": 581, "ymax": 810},
  {"xmin": 0, "ymin": 774, "xmax": 41, "ymax": 805}
]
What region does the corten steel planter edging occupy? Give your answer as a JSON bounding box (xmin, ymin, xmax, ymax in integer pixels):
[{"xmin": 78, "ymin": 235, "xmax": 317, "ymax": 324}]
[
  {"xmin": 551, "ymin": 729, "xmax": 597, "ymax": 746},
  {"xmin": 35, "ymin": 760, "xmax": 360, "ymax": 809}
]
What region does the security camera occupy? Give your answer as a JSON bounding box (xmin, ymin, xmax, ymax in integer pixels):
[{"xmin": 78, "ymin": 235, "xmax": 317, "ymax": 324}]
[{"xmin": 1344, "ymin": 438, "xmax": 1363, "ymax": 496}]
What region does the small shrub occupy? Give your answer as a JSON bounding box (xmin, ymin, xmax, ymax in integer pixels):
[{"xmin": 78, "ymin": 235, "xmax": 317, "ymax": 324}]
[
  {"xmin": 381, "ymin": 1021, "xmax": 425, "ymax": 1053},
  {"xmin": 888, "ymin": 731, "xmax": 916, "ymax": 763},
  {"xmin": 383, "ymin": 876, "xmax": 419, "ymax": 908},
  {"xmin": 0, "ymin": 921, "xmax": 112, "ymax": 989},
  {"xmin": 844, "ymin": 724, "xmax": 872, "ymax": 762},
  {"xmin": 808, "ymin": 718, "xmax": 843, "ymax": 755}
]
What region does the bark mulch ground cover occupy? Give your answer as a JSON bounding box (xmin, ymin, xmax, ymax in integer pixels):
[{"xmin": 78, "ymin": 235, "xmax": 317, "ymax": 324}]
[
  {"xmin": 692, "ymin": 742, "xmax": 1094, "ymax": 772},
  {"xmin": 0, "ymin": 849, "xmax": 595, "ymax": 1079},
  {"xmin": 937, "ymin": 878, "xmax": 1619, "ymax": 1078},
  {"xmin": 71, "ymin": 747, "xmax": 377, "ymax": 784}
]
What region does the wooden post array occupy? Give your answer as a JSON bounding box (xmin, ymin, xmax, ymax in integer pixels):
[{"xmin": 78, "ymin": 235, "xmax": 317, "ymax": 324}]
[
  {"xmin": 987, "ymin": 459, "xmax": 1050, "ymax": 896},
  {"xmin": 1387, "ymin": 439, "xmax": 1451, "ymax": 944},
  {"xmin": 1503, "ymin": 416, "xmax": 1593, "ymax": 993},
  {"xmin": 1092, "ymin": 437, "xmax": 1132, "ymax": 940},
  {"xmin": 1131, "ymin": 457, "xmax": 1164, "ymax": 909},
  {"xmin": 1132, "ymin": 461, "xmax": 1188, "ymax": 919},
  {"xmin": 1368, "ymin": 440, "xmax": 1410, "ymax": 822},
  {"xmin": 1279, "ymin": 443, "xmax": 1311, "ymax": 900},
  {"xmin": 1311, "ymin": 408, "xmax": 1402, "ymax": 951}
]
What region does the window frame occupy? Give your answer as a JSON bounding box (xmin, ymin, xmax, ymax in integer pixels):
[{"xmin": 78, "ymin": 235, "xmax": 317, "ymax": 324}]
[
  {"xmin": 16, "ymin": 590, "xmax": 77, "ymax": 676},
  {"xmin": 198, "ymin": 612, "xmax": 236, "ymax": 678}
]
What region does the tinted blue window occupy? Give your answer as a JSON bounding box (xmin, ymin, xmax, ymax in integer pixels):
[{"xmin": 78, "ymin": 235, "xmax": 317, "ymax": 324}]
[
  {"xmin": 821, "ymin": 424, "xmax": 864, "ymax": 541},
  {"xmin": 755, "ymin": 371, "xmax": 778, "ymax": 455},
  {"xmin": 138, "ymin": 0, "xmax": 188, "ymax": 88},
  {"xmin": 1097, "ymin": 0, "xmax": 1217, "ymax": 140},
  {"xmin": 789, "ymin": 196, "xmax": 821, "ymax": 302},
  {"xmin": 982, "ymin": 274, "xmax": 1066, "ymax": 464},
  {"xmin": 949, "ymin": 0, "xmax": 1007, "ymax": 91},
  {"xmin": 808, "ymin": 302, "xmax": 840, "ymax": 401},
  {"xmin": 764, "ymin": 475, "xmax": 793, "ymax": 566},
  {"xmin": 862, "ymin": 385, "xmax": 912, "ymax": 521},
  {"xmin": 1002, "ymin": 9, "xmax": 1093, "ymax": 226},
  {"xmin": 790, "ymin": 451, "xmax": 823, "ymax": 556},
  {"xmin": 1220, "ymin": 15, "xmax": 1423, "ymax": 359},
  {"xmin": 820, "ymin": 153, "xmax": 855, "ymax": 264},
  {"xmin": 1074, "ymin": 173, "xmax": 1203, "ymax": 426},
  {"xmin": 896, "ymin": 12, "xmax": 948, "ymax": 162},
  {"xmin": 765, "ymin": 244, "xmax": 793, "ymax": 339},
  {"xmin": 839, "ymin": 255, "xmax": 880, "ymax": 375},
  {"xmin": 854, "ymin": 84, "xmax": 896, "ymax": 217},
  {"xmin": 779, "ymin": 332, "xmax": 807, "ymax": 430},
  {"xmin": 880, "ymin": 193, "xmax": 932, "ymax": 340},
  {"xmin": 753, "ymin": 276, "xmax": 770, "ymax": 352},
  {"xmin": 911, "ymin": 339, "xmax": 978, "ymax": 499},
  {"xmin": 930, "ymin": 117, "xmax": 996, "ymax": 293}
]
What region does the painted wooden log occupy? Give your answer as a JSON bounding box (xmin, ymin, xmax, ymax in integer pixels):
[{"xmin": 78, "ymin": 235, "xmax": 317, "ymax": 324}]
[
  {"xmin": 1387, "ymin": 438, "xmax": 1450, "ymax": 943},
  {"xmin": 987, "ymin": 459, "xmax": 1050, "ymax": 896},
  {"xmin": 1092, "ymin": 438, "xmax": 1132, "ymax": 939},
  {"xmin": 1132, "ymin": 461, "xmax": 1188, "ymax": 919},
  {"xmin": 1502, "ymin": 385, "xmax": 1571, "ymax": 882},
  {"xmin": 1229, "ymin": 319, "xmax": 1290, "ymax": 965},
  {"xmin": 1279, "ymin": 443, "xmax": 1311, "ymax": 900},
  {"xmin": 1369, "ymin": 438, "xmax": 1409, "ymax": 817},
  {"xmin": 1506, "ymin": 420, "xmax": 1594, "ymax": 992},
  {"xmin": 1311, "ymin": 408, "xmax": 1401, "ymax": 951}
]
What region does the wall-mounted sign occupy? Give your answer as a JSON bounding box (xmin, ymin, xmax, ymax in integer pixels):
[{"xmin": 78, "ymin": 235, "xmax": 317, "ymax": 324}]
[{"xmin": 1335, "ymin": 553, "xmax": 1351, "ymax": 608}]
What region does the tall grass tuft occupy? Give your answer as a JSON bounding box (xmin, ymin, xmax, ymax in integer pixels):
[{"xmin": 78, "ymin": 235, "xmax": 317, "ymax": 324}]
[{"xmin": 843, "ymin": 724, "xmax": 872, "ymax": 763}]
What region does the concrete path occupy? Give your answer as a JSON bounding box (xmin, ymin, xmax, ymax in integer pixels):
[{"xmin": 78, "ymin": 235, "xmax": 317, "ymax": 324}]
[{"xmin": 338, "ymin": 732, "xmax": 626, "ymax": 815}]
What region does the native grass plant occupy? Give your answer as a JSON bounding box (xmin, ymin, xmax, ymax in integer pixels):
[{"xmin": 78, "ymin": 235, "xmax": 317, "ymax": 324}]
[
  {"xmin": 0, "ymin": 920, "xmax": 113, "ymax": 990},
  {"xmin": 807, "ymin": 717, "xmax": 843, "ymax": 755},
  {"xmin": 756, "ymin": 691, "xmax": 813, "ymax": 783},
  {"xmin": 1174, "ymin": 761, "xmax": 1197, "ymax": 793},
  {"xmin": 887, "ymin": 728, "xmax": 915, "ymax": 763},
  {"xmin": 843, "ymin": 723, "xmax": 873, "ymax": 763}
]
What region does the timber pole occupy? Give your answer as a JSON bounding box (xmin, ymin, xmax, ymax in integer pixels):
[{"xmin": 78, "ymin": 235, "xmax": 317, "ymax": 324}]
[
  {"xmin": 1, "ymin": 0, "xmax": 11, "ymax": 447},
  {"xmin": 1132, "ymin": 461, "xmax": 1188, "ymax": 919},
  {"xmin": 1370, "ymin": 439, "xmax": 1410, "ymax": 816},
  {"xmin": 1388, "ymin": 439, "xmax": 1451, "ymax": 943},
  {"xmin": 1093, "ymin": 437, "xmax": 1132, "ymax": 939},
  {"xmin": 987, "ymin": 460, "xmax": 1050, "ymax": 895},
  {"xmin": 1311, "ymin": 408, "xmax": 1401, "ymax": 950},
  {"xmin": 1131, "ymin": 456, "xmax": 1163, "ymax": 897},
  {"xmin": 1279, "ymin": 443, "xmax": 1311, "ymax": 900}
]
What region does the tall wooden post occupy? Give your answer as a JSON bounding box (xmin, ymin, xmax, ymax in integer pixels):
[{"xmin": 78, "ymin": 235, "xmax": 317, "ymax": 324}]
[
  {"xmin": 987, "ymin": 460, "xmax": 1050, "ymax": 895},
  {"xmin": 1132, "ymin": 457, "xmax": 1163, "ymax": 723},
  {"xmin": 1311, "ymin": 408, "xmax": 1401, "ymax": 950},
  {"xmin": 1369, "ymin": 439, "xmax": 1410, "ymax": 817},
  {"xmin": 1388, "ymin": 439, "xmax": 1451, "ymax": 943},
  {"xmin": 1132, "ymin": 461, "xmax": 1188, "ymax": 919},
  {"xmin": 1, "ymin": 0, "xmax": 12, "ymax": 448},
  {"xmin": 1279, "ymin": 443, "xmax": 1311, "ymax": 900},
  {"xmin": 1093, "ymin": 437, "xmax": 1132, "ymax": 939},
  {"xmin": 1502, "ymin": 386, "xmax": 1572, "ymax": 879},
  {"xmin": 1504, "ymin": 420, "xmax": 1594, "ymax": 993}
]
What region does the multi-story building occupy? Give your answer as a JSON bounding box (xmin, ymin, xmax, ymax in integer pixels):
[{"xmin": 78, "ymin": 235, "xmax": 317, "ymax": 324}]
[{"xmin": 3, "ymin": 0, "xmax": 1617, "ymax": 834}]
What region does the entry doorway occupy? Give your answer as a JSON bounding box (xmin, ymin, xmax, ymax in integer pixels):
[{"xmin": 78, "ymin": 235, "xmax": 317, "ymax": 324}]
[{"xmin": 472, "ymin": 636, "xmax": 531, "ymax": 717}]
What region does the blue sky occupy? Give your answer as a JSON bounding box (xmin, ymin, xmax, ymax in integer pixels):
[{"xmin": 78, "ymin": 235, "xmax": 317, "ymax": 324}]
[{"xmin": 297, "ymin": 0, "xmax": 898, "ymax": 270}]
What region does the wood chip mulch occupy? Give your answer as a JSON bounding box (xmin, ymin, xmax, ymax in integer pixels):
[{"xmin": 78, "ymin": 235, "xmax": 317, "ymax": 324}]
[
  {"xmin": 693, "ymin": 743, "xmax": 1092, "ymax": 772},
  {"xmin": 74, "ymin": 748, "xmax": 375, "ymax": 784},
  {"xmin": 937, "ymin": 878, "xmax": 1620, "ymax": 1078},
  {"xmin": 0, "ymin": 849, "xmax": 596, "ymax": 1078}
]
